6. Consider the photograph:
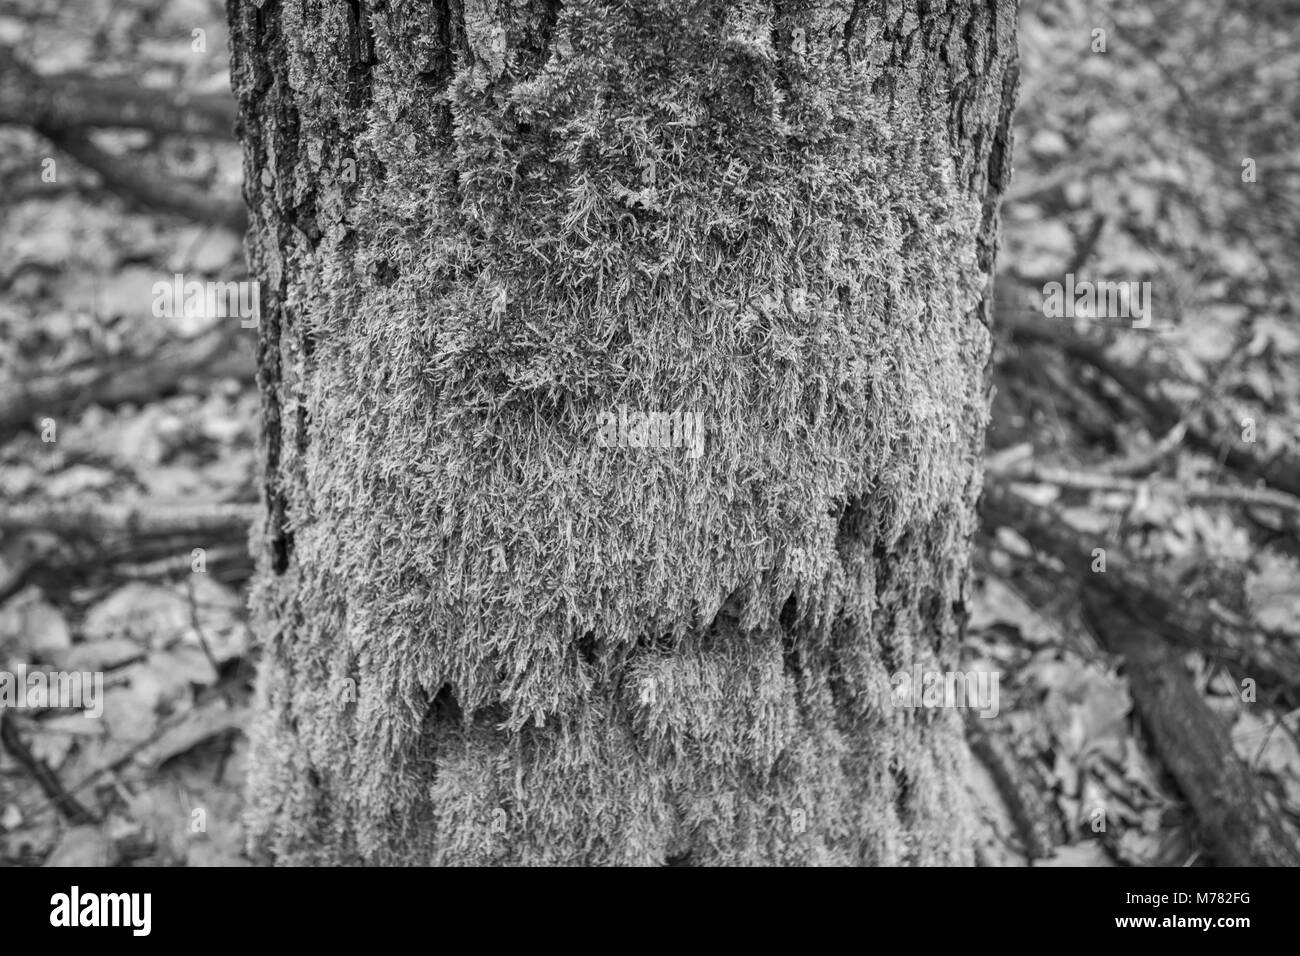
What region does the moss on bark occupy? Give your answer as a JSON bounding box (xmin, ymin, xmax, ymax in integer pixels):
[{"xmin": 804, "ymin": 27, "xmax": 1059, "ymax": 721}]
[{"xmin": 230, "ymin": 0, "xmax": 1019, "ymax": 864}]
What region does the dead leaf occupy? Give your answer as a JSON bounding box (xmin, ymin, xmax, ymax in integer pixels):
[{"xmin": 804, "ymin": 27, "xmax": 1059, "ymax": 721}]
[
  {"xmin": 0, "ymin": 587, "xmax": 72, "ymax": 660},
  {"xmin": 43, "ymin": 825, "xmax": 115, "ymax": 867},
  {"xmin": 81, "ymin": 583, "xmax": 190, "ymax": 647},
  {"xmin": 1246, "ymin": 552, "xmax": 1300, "ymax": 634},
  {"xmin": 62, "ymin": 637, "xmax": 146, "ymax": 672},
  {"xmin": 134, "ymin": 699, "xmax": 245, "ymax": 770}
]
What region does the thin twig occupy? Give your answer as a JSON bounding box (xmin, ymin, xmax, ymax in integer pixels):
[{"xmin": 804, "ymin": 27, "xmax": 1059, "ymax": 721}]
[
  {"xmin": 994, "ymin": 461, "xmax": 1300, "ymax": 519},
  {"xmin": 0, "ymin": 502, "xmax": 258, "ymax": 539},
  {"xmin": 0, "ymin": 710, "xmax": 99, "ymax": 825},
  {"xmin": 185, "ymin": 575, "xmax": 224, "ymax": 682}
]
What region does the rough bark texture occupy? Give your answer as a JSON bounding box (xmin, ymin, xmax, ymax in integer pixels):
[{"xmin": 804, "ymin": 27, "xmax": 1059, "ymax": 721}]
[{"xmin": 229, "ymin": 0, "xmax": 1018, "ymax": 865}]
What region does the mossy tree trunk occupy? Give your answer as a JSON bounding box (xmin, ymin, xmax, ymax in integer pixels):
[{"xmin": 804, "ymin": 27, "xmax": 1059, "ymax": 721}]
[{"xmin": 229, "ymin": 0, "xmax": 1018, "ymax": 865}]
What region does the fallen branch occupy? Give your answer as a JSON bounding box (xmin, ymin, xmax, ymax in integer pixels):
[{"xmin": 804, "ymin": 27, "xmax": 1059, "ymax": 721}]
[
  {"xmin": 113, "ymin": 544, "xmax": 253, "ymax": 584},
  {"xmin": 982, "ymin": 478, "xmax": 1300, "ymax": 699},
  {"xmin": 0, "ymin": 502, "xmax": 258, "ymax": 540},
  {"xmin": 9, "ymin": 670, "xmax": 251, "ymax": 825},
  {"xmin": 982, "ymin": 481, "xmax": 1300, "ymax": 866},
  {"xmin": 37, "ymin": 124, "xmax": 247, "ymax": 230},
  {"xmin": 1002, "ymin": 310, "xmax": 1300, "ymax": 499},
  {"xmin": 1099, "ymin": 420, "xmax": 1187, "ymax": 477},
  {"xmin": 993, "ymin": 460, "xmax": 1300, "ymax": 519},
  {"xmin": 1083, "ymin": 599, "xmax": 1300, "ymax": 867},
  {"xmin": 0, "ymin": 328, "xmax": 254, "ymax": 436},
  {"xmin": 0, "ymin": 710, "xmax": 99, "ymax": 826},
  {"xmin": 0, "ymin": 44, "xmax": 236, "ymax": 140},
  {"xmin": 964, "ymin": 712, "xmax": 1066, "ymax": 862},
  {"xmin": 0, "ymin": 45, "xmax": 246, "ymax": 228}
]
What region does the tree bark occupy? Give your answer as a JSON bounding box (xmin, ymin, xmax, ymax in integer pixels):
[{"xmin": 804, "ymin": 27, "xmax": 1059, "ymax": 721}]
[{"xmin": 229, "ymin": 0, "xmax": 1019, "ymax": 865}]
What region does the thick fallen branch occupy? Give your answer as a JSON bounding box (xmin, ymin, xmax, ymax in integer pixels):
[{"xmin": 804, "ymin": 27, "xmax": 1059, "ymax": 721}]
[
  {"xmin": 37, "ymin": 124, "xmax": 247, "ymax": 230},
  {"xmin": 0, "ymin": 45, "xmax": 245, "ymax": 228},
  {"xmin": 0, "ymin": 329, "xmax": 254, "ymax": 436},
  {"xmin": 1082, "ymin": 599, "xmax": 1300, "ymax": 867},
  {"xmin": 0, "ymin": 44, "xmax": 236, "ymax": 139},
  {"xmin": 982, "ymin": 479, "xmax": 1300, "ymax": 698},
  {"xmin": 982, "ymin": 480, "xmax": 1300, "ymax": 867}
]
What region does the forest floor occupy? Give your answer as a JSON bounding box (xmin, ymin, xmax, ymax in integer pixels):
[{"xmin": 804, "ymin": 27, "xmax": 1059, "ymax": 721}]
[{"xmin": 1, "ymin": 0, "xmax": 1298, "ymax": 866}]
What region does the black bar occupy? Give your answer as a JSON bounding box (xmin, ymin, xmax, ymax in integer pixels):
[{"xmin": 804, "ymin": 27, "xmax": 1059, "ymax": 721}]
[{"xmin": 0, "ymin": 865, "xmax": 1281, "ymax": 944}]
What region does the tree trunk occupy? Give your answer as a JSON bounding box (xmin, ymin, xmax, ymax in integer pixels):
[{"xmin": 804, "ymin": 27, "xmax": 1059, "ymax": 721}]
[{"xmin": 228, "ymin": 0, "xmax": 1019, "ymax": 865}]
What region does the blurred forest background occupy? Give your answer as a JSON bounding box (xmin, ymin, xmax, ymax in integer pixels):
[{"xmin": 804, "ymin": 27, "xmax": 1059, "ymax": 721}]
[{"xmin": 0, "ymin": 0, "xmax": 1298, "ymax": 866}]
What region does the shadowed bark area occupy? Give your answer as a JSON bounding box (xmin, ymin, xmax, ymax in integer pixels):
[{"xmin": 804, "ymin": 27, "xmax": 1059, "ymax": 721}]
[{"xmin": 229, "ymin": 0, "xmax": 1018, "ymax": 864}]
